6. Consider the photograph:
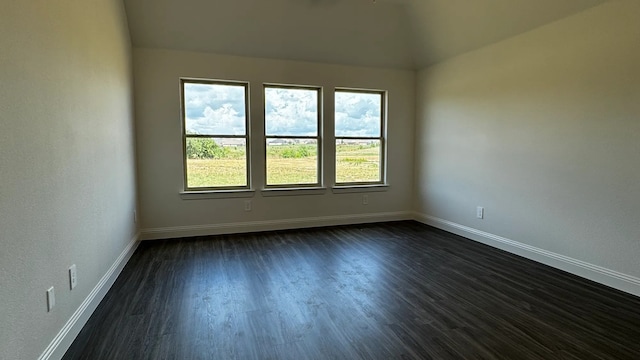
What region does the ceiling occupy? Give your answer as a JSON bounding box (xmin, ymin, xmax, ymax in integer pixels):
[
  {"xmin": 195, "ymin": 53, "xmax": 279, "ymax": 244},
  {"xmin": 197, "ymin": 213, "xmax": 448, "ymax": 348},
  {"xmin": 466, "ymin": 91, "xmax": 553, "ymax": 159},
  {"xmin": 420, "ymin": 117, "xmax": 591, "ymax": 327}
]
[{"xmin": 123, "ymin": 0, "xmax": 608, "ymax": 69}]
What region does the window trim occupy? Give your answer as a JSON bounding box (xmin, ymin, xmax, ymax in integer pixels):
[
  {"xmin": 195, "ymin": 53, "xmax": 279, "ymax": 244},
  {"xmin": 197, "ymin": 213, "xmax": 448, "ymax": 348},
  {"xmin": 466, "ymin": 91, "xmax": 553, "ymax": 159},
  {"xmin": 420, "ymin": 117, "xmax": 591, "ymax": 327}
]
[
  {"xmin": 334, "ymin": 88, "xmax": 386, "ymax": 186},
  {"xmin": 263, "ymin": 84, "xmax": 323, "ymax": 189},
  {"xmin": 180, "ymin": 78, "xmax": 251, "ymax": 192}
]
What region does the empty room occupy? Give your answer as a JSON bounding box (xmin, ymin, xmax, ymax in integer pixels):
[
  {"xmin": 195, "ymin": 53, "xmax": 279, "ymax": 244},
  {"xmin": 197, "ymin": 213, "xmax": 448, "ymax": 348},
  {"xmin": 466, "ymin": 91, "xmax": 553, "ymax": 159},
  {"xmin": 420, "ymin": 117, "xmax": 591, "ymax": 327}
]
[{"xmin": 1, "ymin": 0, "xmax": 639, "ymax": 359}]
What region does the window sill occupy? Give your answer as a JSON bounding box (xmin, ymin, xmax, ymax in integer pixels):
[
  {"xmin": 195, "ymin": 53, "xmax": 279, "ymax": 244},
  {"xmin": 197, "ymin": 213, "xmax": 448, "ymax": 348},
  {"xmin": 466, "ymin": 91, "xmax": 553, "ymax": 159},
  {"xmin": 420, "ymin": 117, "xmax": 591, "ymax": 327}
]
[
  {"xmin": 331, "ymin": 184, "xmax": 389, "ymax": 194},
  {"xmin": 180, "ymin": 189, "xmax": 255, "ymax": 200},
  {"xmin": 261, "ymin": 187, "xmax": 327, "ymax": 197}
]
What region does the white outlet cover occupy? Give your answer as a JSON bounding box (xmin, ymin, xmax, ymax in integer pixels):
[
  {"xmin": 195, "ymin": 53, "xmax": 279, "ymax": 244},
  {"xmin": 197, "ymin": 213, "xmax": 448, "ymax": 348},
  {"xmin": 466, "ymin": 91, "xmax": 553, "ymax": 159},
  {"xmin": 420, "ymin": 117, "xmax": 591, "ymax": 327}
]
[
  {"xmin": 69, "ymin": 264, "xmax": 77, "ymax": 290},
  {"xmin": 47, "ymin": 287, "xmax": 55, "ymax": 311}
]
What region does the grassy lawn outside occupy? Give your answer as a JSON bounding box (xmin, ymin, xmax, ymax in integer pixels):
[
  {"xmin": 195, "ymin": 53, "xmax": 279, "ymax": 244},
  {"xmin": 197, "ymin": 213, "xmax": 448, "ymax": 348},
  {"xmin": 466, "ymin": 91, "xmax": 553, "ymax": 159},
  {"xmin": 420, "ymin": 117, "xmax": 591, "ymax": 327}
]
[
  {"xmin": 186, "ymin": 158, "xmax": 247, "ymax": 188},
  {"xmin": 186, "ymin": 143, "xmax": 380, "ymax": 188},
  {"xmin": 335, "ymin": 142, "xmax": 380, "ymax": 183}
]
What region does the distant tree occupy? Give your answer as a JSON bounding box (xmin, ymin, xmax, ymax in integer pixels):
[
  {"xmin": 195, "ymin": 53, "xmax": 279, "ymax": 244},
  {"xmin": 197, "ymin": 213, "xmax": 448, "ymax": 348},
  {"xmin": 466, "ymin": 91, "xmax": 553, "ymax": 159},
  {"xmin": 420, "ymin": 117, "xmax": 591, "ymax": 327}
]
[
  {"xmin": 281, "ymin": 145, "xmax": 311, "ymax": 158},
  {"xmin": 186, "ymin": 138, "xmax": 229, "ymax": 159}
]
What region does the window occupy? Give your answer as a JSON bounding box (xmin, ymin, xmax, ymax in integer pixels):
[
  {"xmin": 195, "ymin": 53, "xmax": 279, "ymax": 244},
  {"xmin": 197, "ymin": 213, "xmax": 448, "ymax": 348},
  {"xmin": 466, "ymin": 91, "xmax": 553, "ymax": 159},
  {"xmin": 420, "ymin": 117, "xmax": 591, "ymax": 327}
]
[
  {"xmin": 335, "ymin": 89, "xmax": 385, "ymax": 184},
  {"xmin": 181, "ymin": 79, "xmax": 250, "ymax": 190},
  {"xmin": 264, "ymin": 85, "xmax": 321, "ymax": 187}
]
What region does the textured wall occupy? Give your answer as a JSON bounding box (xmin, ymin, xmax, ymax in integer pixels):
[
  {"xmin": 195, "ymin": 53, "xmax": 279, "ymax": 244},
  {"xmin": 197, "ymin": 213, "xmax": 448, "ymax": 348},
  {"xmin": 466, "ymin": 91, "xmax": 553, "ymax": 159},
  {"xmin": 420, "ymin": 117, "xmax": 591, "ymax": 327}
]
[
  {"xmin": 133, "ymin": 49, "xmax": 415, "ymax": 234},
  {"xmin": 0, "ymin": 1, "xmax": 137, "ymax": 359},
  {"xmin": 415, "ymin": 1, "xmax": 640, "ymax": 280}
]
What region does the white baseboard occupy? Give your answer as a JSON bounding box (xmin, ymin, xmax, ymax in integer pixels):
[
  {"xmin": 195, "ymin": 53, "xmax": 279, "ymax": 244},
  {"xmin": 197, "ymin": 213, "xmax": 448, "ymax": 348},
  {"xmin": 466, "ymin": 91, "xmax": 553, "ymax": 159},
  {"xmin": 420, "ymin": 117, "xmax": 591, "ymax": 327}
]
[
  {"xmin": 140, "ymin": 211, "xmax": 413, "ymax": 240},
  {"xmin": 38, "ymin": 233, "xmax": 140, "ymax": 360},
  {"xmin": 413, "ymin": 212, "xmax": 640, "ymax": 297}
]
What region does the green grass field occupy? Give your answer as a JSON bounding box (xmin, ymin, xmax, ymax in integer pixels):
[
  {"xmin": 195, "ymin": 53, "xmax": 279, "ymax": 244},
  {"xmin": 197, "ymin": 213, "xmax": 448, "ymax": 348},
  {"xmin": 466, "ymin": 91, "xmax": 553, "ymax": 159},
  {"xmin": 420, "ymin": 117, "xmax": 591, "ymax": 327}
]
[
  {"xmin": 186, "ymin": 143, "xmax": 380, "ymax": 188},
  {"xmin": 335, "ymin": 143, "xmax": 380, "ymax": 183}
]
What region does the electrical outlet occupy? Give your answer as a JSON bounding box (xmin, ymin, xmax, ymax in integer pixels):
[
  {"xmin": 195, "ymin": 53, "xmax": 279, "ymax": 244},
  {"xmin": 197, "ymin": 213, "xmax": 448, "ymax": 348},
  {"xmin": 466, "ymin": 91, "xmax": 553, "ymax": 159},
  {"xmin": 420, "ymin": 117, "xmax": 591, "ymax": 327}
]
[
  {"xmin": 69, "ymin": 264, "xmax": 77, "ymax": 290},
  {"xmin": 244, "ymin": 200, "xmax": 252, "ymax": 211},
  {"xmin": 46, "ymin": 287, "xmax": 55, "ymax": 312},
  {"xmin": 476, "ymin": 206, "xmax": 484, "ymax": 219},
  {"xmin": 133, "ymin": 210, "xmax": 137, "ymax": 223},
  {"xmin": 362, "ymin": 195, "xmax": 369, "ymax": 205}
]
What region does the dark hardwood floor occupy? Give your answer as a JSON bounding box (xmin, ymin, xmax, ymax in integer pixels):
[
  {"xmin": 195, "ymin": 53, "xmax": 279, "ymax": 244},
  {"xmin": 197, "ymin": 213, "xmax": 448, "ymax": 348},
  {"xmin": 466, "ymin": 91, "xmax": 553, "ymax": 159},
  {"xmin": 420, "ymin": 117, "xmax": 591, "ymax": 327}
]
[{"xmin": 63, "ymin": 221, "xmax": 640, "ymax": 359}]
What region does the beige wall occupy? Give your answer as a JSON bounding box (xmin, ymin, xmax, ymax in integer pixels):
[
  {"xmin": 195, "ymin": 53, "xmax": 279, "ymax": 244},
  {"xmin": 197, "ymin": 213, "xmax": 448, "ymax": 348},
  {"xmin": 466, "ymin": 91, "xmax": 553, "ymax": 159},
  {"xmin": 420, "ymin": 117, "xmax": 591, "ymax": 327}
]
[
  {"xmin": 415, "ymin": 1, "xmax": 640, "ymax": 292},
  {"xmin": 0, "ymin": 1, "xmax": 137, "ymax": 359},
  {"xmin": 133, "ymin": 49, "xmax": 415, "ymax": 237}
]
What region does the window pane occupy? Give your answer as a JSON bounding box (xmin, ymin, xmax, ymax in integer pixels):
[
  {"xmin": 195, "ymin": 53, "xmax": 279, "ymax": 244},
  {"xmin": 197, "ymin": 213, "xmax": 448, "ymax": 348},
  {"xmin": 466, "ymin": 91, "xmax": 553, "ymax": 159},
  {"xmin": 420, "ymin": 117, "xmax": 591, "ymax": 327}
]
[
  {"xmin": 266, "ymin": 139, "xmax": 318, "ymax": 185},
  {"xmin": 335, "ymin": 91, "xmax": 381, "ymax": 137},
  {"xmin": 265, "ymin": 87, "xmax": 318, "ymax": 136},
  {"xmin": 183, "ymin": 83, "xmax": 246, "ymax": 136},
  {"xmin": 185, "ymin": 137, "xmax": 247, "ymax": 188},
  {"xmin": 336, "ymin": 139, "xmax": 381, "ymax": 183}
]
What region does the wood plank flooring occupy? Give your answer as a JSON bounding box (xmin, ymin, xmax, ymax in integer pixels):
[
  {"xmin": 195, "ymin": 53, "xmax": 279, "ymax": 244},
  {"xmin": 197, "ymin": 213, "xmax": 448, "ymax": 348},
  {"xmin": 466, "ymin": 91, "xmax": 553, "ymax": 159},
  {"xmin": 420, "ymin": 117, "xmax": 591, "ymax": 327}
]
[{"xmin": 63, "ymin": 221, "xmax": 640, "ymax": 359}]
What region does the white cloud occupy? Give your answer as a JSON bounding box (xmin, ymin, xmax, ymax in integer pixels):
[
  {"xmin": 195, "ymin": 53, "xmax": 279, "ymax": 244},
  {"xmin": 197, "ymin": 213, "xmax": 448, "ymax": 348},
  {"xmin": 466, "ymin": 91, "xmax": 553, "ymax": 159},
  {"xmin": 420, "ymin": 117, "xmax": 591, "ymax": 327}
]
[
  {"xmin": 184, "ymin": 83, "xmax": 382, "ymax": 137},
  {"xmin": 187, "ymin": 104, "xmax": 245, "ymax": 135},
  {"xmin": 335, "ymin": 91, "xmax": 381, "ymax": 137},
  {"xmin": 265, "ymin": 87, "xmax": 318, "ymax": 136},
  {"xmin": 184, "ymin": 83, "xmax": 246, "ymax": 135}
]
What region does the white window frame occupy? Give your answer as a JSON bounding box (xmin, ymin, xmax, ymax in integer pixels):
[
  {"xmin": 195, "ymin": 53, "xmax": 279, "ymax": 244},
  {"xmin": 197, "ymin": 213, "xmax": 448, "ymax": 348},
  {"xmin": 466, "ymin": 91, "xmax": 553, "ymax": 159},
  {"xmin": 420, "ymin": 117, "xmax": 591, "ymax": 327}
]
[
  {"xmin": 263, "ymin": 84, "xmax": 323, "ymax": 189},
  {"xmin": 180, "ymin": 78, "xmax": 251, "ymax": 192},
  {"xmin": 334, "ymin": 88, "xmax": 386, "ymax": 186}
]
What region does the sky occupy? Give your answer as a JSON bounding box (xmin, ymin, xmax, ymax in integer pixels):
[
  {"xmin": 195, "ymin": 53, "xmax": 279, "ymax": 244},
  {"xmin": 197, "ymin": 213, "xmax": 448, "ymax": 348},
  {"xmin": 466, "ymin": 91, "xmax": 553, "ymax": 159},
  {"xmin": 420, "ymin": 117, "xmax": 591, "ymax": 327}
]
[{"xmin": 184, "ymin": 83, "xmax": 381, "ymax": 137}]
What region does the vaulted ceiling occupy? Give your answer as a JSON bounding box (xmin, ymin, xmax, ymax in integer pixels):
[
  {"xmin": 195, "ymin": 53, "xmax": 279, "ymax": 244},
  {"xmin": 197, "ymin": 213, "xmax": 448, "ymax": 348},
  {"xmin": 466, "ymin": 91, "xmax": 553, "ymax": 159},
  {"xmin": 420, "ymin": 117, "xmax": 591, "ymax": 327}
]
[{"xmin": 123, "ymin": 0, "xmax": 608, "ymax": 69}]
